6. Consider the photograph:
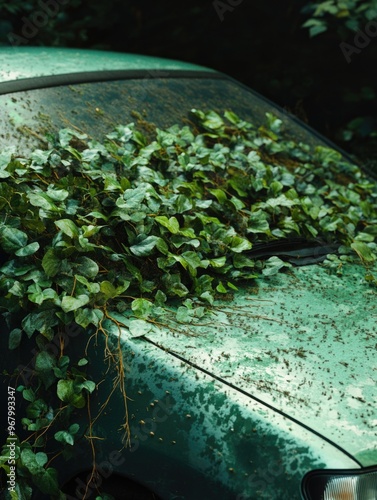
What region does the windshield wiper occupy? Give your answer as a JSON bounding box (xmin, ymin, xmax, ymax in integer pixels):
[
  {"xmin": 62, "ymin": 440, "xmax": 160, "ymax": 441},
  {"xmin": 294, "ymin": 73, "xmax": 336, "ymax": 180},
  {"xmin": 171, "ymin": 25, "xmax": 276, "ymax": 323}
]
[{"xmin": 247, "ymin": 238, "xmax": 339, "ymax": 266}]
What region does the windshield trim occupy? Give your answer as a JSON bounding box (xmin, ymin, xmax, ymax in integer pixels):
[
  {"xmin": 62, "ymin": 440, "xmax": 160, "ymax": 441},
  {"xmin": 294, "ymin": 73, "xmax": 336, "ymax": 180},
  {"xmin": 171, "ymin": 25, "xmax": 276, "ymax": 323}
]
[
  {"xmin": 0, "ymin": 69, "xmax": 225, "ymax": 96},
  {"xmin": 219, "ymin": 72, "xmax": 360, "ymax": 169}
]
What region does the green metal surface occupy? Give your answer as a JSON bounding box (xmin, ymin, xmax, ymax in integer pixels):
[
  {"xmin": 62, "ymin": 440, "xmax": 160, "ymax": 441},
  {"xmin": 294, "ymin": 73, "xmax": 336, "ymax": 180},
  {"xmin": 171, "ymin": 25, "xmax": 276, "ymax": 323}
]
[
  {"xmin": 0, "ymin": 47, "xmax": 214, "ymax": 83},
  {"xmin": 132, "ymin": 263, "xmax": 377, "ymax": 468},
  {"xmin": 0, "ymin": 260, "xmax": 371, "ymax": 498},
  {"xmin": 64, "ymin": 323, "xmax": 359, "ymax": 500},
  {"xmin": 63, "ymin": 261, "xmax": 376, "ymax": 498}
]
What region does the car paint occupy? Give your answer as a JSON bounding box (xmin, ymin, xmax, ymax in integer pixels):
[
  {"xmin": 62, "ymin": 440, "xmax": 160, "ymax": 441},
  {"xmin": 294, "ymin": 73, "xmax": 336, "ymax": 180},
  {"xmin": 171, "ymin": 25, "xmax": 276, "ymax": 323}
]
[
  {"xmin": 0, "ymin": 48, "xmax": 376, "ymax": 499},
  {"xmin": 63, "ymin": 324, "xmax": 359, "ymax": 500},
  {"xmin": 133, "ymin": 262, "xmax": 377, "ymax": 467},
  {"xmin": 68, "ymin": 262, "xmax": 374, "ymax": 499},
  {"xmin": 0, "ymin": 47, "xmax": 214, "ymax": 83}
]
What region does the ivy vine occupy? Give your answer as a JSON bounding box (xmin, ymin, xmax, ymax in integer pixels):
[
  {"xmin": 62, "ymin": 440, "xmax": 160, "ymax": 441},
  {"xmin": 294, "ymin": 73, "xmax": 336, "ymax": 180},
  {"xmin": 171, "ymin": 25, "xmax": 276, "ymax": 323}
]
[{"xmin": 0, "ymin": 108, "xmax": 376, "ymax": 498}]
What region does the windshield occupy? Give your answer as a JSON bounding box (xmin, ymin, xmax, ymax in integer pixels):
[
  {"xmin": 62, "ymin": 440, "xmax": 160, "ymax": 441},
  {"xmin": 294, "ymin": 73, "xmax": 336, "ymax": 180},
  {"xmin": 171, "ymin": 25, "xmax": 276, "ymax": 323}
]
[
  {"xmin": 1, "ymin": 75, "xmax": 374, "ymax": 268},
  {"xmin": 1, "ymin": 76, "xmax": 332, "ymax": 154}
]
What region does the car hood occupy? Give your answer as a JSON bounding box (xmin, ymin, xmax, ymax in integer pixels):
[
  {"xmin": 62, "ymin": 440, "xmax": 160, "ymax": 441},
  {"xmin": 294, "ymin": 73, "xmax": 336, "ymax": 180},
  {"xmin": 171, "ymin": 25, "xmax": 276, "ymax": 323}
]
[{"xmin": 140, "ymin": 263, "xmax": 377, "ymax": 467}]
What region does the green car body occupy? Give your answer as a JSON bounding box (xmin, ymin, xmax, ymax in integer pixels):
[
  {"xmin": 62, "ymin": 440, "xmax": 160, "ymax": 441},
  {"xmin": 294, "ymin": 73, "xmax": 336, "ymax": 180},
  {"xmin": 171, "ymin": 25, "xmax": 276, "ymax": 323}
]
[{"xmin": 0, "ymin": 48, "xmax": 376, "ymax": 500}]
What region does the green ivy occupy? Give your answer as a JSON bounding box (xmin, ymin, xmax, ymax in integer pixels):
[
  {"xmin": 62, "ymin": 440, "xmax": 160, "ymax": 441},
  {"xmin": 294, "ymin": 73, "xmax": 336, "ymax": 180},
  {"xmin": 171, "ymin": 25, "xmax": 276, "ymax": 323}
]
[
  {"xmin": 1, "ymin": 108, "xmax": 376, "ymax": 497},
  {"xmin": 302, "ymin": 0, "xmax": 377, "ymax": 37}
]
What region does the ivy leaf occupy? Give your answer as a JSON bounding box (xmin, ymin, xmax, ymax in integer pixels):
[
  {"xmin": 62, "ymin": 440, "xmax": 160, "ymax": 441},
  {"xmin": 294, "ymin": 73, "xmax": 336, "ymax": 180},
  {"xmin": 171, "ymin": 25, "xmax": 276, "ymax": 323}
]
[
  {"xmin": 131, "ymin": 298, "xmax": 153, "ymax": 318},
  {"xmin": 302, "ymin": 18, "xmax": 327, "ymax": 37},
  {"xmin": 59, "ymin": 128, "xmax": 87, "ymax": 148},
  {"xmin": 61, "ymin": 294, "xmax": 90, "ymax": 313},
  {"xmin": 35, "ymin": 351, "xmax": 56, "ymax": 372},
  {"xmin": 54, "ymin": 424, "xmax": 79, "ymax": 446},
  {"xmin": 56, "ymin": 380, "xmax": 85, "ymax": 408},
  {"xmin": 8, "ymin": 280, "xmax": 24, "ymax": 297},
  {"xmin": 155, "ymin": 216, "xmax": 180, "ymax": 234},
  {"xmin": 103, "ymin": 175, "xmax": 123, "ymax": 192},
  {"xmin": 33, "ymin": 468, "xmax": 60, "ymax": 495},
  {"xmin": 8, "ymin": 328, "xmax": 22, "ymax": 350},
  {"xmin": 55, "ymin": 219, "xmax": 80, "ymax": 238},
  {"xmin": 22, "ymin": 388, "xmax": 36, "ymax": 402},
  {"xmin": 209, "ymin": 256, "xmax": 227, "ymax": 268},
  {"xmin": 216, "ymin": 282, "xmax": 228, "ymax": 293},
  {"xmin": 0, "ymin": 227, "xmax": 28, "ymax": 252},
  {"xmin": 208, "ymin": 188, "xmax": 227, "ymax": 203},
  {"xmin": 176, "ymin": 306, "xmax": 193, "ymax": 322},
  {"xmin": 130, "ymin": 235, "xmax": 160, "ymax": 257},
  {"xmin": 247, "ymin": 210, "xmax": 270, "ymax": 233},
  {"xmin": 74, "ymin": 307, "xmax": 104, "ymax": 328},
  {"xmin": 196, "ymin": 109, "xmax": 224, "ymax": 130},
  {"xmin": 42, "ymin": 248, "xmax": 62, "ymax": 277},
  {"xmin": 54, "ymin": 355, "xmax": 70, "ymax": 379},
  {"xmin": 266, "ymin": 195, "xmax": 297, "ymax": 209},
  {"xmin": 99, "ymin": 281, "xmax": 118, "ymax": 299},
  {"xmin": 180, "ymin": 251, "xmax": 209, "ymax": 276},
  {"xmin": 351, "ymin": 241, "xmax": 376, "ymax": 263},
  {"xmin": 35, "ymin": 351, "xmax": 56, "ymax": 388},
  {"xmin": 46, "ymin": 187, "xmax": 69, "ymax": 201},
  {"xmin": 228, "ymin": 236, "xmax": 253, "ymax": 253},
  {"xmin": 0, "ymin": 150, "xmax": 12, "ymax": 178},
  {"xmin": 162, "ymin": 273, "xmax": 189, "ymax": 297},
  {"xmin": 54, "ymin": 430, "xmax": 75, "ymax": 446},
  {"xmin": 22, "ymin": 310, "xmax": 58, "ymax": 338},
  {"xmin": 15, "ymin": 242, "xmax": 40, "ymax": 257},
  {"xmin": 27, "ymin": 192, "xmax": 60, "ymax": 212},
  {"xmin": 75, "ymin": 275, "xmax": 100, "ymax": 294},
  {"xmin": 75, "ymin": 257, "xmax": 99, "ymax": 279},
  {"xmin": 155, "ymin": 289, "xmax": 167, "ymax": 305},
  {"xmin": 200, "ymin": 291, "xmax": 214, "ymax": 305},
  {"xmin": 21, "ymin": 449, "xmax": 47, "ymax": 475},
  {"xmin": 79, "ymin": 380, "xmax": 96, "ymax": 393},
  {"xmin": 27, "ymin": 285, "xmax": 58, "ymax": 305},
  {"xmin": 262, "ymin": 256, "xmax": 292, "ymax": 276},
  {"xmin": 122, "ymin": 187, "xmax": 146, "ymax": 208},
  {"xmin": 20, "ymin": 449, "xmax": 60, "ymax": 493},
  {"xmin": 233, "ymin": 254, "xmax": 256, "ymax": 269}
]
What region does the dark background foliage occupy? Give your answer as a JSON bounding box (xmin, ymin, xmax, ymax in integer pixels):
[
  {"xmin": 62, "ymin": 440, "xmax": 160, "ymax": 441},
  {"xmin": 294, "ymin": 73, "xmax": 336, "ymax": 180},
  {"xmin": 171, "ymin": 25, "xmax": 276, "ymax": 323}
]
[{"xmin": 0, "ymin": 0, "xmax": 376, "ymax": 166}]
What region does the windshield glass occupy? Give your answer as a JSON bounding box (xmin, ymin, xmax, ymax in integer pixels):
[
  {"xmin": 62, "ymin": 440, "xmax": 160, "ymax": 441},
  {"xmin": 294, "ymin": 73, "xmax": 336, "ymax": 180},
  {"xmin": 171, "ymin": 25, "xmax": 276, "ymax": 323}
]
[
  {"xmin": 1, "ymin": 75, "xmax": 375, "ymax": 269},
  {"xmin": 1, "ymin": 77, "xmax": 332, "ymax": 154}
]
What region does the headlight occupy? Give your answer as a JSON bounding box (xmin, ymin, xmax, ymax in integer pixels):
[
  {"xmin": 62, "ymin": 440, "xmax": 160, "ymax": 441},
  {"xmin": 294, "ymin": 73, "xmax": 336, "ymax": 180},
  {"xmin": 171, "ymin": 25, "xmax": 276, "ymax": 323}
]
[{"xmin": 301, "ymin": 467, "xmax": 377, "ymax": 500}]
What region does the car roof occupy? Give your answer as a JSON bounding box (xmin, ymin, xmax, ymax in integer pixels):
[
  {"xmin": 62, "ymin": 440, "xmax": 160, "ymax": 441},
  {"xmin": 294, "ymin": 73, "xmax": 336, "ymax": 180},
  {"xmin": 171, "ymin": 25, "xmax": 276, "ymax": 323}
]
[{"xmin": 0, "ymin": 47, "xmax": 215, "ymax": 84}]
